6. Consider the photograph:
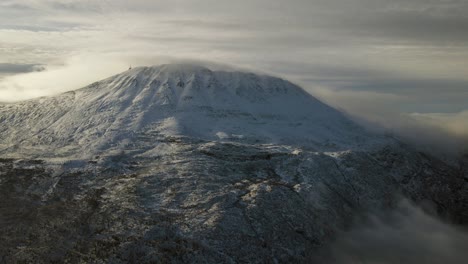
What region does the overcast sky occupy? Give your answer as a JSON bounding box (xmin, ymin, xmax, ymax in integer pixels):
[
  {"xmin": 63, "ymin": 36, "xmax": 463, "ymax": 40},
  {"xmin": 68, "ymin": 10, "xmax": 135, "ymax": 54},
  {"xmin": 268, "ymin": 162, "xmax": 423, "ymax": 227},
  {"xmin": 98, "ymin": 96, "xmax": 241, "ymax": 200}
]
[{"xmin": 0, "ymin": 0, "xmax": 467, "ymax": 149}]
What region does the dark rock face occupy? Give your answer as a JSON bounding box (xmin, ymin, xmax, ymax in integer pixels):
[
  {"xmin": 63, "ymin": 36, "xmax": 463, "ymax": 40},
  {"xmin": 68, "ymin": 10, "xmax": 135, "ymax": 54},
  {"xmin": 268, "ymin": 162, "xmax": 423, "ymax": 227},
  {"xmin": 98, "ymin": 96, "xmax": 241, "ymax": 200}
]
[{"xmin": 1, "ymin": 139, "xmax": 466, "ymax": 263}]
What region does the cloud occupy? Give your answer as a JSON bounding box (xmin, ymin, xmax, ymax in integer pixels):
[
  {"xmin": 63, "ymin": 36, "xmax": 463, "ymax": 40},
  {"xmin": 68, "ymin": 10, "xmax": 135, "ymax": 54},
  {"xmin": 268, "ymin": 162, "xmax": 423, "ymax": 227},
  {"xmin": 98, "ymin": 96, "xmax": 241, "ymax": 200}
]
[
  {"xmin": 0, "ymin": 0, "xmax": 467, "ymax": 153},
  {"xmin": 411, "ymin": 111, "xmax": 468, "ymax": 140},
  {"xmin": 321, "ymin": 199, "xmax": 468, "ymax": 264},
  {"xmin": 305, "ymin": 84, "xmax": 468, "ymax": 155},
  {"xmin": 0, "ymin": 63, "xmax": 44, "ymax": 75},
  {"xmin": 0, "ymin": 54, "xmax": 128, "ymax": 101}
]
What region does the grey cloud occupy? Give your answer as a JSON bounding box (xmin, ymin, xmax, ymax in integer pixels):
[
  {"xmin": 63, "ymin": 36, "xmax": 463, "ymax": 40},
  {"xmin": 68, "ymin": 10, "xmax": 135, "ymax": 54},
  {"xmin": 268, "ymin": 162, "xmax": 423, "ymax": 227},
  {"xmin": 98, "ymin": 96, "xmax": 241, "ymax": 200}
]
[
  {"xmin": 48, "ymin": 2, "xmax": 107, "ymax": 13},
  {"xmin": 5, "ymin": 1, "xmax": 468, "ymax": 47},
  {"xmin": 0, "ymin": 63, "xmax": 45, "ymax": 74},
  {"xmin": 321, "ymin": 199, "xmax": 468, "ymax": 264},
  {"xmin": 337, "ymin": 10, "xmax": 468, "ymax": 45},
  {"xmin": 0, "ymin": 24, "xmax": 79, "ymax": 32},
  {"xmin": 0, "ymin": 0, "xmax": 467, "ymax": 151},
  {"xmin": 305, "ymin": 83, "xmax": 468, "ymax": 155},
  {"xmin": 315, "ymin": 79, "xmax": 468, "ymax": 113},
  {"xmin": 0, "ymin": 3, "xmax": 36, "ymax": 11}
]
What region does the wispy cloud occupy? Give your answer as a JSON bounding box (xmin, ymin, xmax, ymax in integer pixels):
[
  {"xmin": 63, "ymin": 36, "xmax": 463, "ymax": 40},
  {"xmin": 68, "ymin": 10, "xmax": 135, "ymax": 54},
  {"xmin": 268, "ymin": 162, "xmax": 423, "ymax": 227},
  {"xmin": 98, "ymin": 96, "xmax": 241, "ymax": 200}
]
[
  {"xmin": 411, "ymin": 111, "xmax": 468, "ymax": 139},
  {"xmin": 323, "ymin": 200, "xmax": 468, "ymax": 264},
  {"xmin": 0, "ymin": 0, "xmax": 467, "ymax": 149},
  {"xmin": 0, "ymin": 63, "xmax": 44, "ymax": 75}
]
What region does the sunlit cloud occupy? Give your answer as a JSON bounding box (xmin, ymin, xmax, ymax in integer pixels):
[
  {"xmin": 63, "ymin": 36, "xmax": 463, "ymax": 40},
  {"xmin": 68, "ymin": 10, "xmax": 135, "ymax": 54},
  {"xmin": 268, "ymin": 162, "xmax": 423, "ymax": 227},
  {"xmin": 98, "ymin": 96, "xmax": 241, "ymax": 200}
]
[{"xmin": 0, "ymin": 0, "xmax": 467, "ymax": 150}]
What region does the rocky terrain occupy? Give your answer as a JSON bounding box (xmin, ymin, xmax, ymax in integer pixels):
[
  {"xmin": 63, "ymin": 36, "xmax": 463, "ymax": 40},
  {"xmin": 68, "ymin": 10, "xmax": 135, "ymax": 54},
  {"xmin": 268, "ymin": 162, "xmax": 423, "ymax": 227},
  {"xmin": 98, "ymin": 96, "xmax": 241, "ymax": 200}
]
[{"xmin": 0, "ymin": 64, "xmax": 466, "ymax": 263}]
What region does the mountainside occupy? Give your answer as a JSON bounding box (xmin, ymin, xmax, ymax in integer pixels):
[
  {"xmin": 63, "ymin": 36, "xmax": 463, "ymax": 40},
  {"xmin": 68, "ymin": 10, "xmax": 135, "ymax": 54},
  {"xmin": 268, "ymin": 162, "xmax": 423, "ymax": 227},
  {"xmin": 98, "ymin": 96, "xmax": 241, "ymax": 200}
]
[{"xmin": 0, "ymin": 64, "xmax": 466, "ymax": 263}]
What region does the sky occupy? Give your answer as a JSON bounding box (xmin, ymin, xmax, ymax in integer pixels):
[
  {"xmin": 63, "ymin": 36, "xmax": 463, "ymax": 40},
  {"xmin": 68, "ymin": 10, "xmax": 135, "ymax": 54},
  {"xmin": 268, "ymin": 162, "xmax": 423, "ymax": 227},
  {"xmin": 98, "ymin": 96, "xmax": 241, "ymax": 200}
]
[{"xmin": 0, "ymin": 0, "xmax": 467, "ymax": 151}]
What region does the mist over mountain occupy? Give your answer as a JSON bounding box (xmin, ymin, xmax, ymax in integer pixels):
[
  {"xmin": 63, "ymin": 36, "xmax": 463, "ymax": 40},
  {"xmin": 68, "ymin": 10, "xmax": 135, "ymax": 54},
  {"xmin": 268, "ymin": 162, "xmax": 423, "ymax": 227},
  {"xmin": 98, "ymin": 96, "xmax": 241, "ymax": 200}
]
[{"xmin": 0, "ymin": 64, "xmax": 466, "ymax": 263}]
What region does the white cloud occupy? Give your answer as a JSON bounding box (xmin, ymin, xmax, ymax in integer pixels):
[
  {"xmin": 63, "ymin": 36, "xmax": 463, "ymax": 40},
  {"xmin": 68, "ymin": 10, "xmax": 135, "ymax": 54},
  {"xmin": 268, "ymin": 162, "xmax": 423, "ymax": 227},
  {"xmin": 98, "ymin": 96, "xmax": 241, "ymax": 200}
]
[
  {"xmin": 0, "ymin": 0, "xmax": 467, "ymax": 152},
  {"xmin": 0, "ymin": 54, "xmax": 128, "ymax": 101}
]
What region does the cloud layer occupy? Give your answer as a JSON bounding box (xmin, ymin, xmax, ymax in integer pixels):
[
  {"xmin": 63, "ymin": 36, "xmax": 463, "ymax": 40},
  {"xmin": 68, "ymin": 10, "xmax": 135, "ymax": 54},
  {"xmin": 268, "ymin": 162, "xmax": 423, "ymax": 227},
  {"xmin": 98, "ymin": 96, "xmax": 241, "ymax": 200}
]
[
  {"xmin": 323, "ymin": 200, "xmax": 468, "ymax": 264},
  {"xmin": 0, "ymin": 0, "xmax": 467, "ymax": 151}
]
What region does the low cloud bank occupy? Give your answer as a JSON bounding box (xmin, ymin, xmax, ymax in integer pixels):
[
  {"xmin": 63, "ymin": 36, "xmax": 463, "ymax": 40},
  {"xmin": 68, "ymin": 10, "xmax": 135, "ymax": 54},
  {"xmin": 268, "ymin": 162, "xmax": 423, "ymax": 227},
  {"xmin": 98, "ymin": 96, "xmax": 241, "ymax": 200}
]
[
  {"xmin": 411, "ymin": 111, "xmax": 468, "ymax": 140},
  {"xmin": 0, "ymin": 0, "xmax": 467, "ymax": 156},
  {"xmin": 0, "ymin": 56, "xmax": 248, "ymax": 102},
  {"xmin": 319, "ymin": 199, "xmax": 468, "ymax": 264},
  {"xmin": 0, "ymin": 54, "xmax": 128, "ymax": 101},
  {"xmin": 308, "ymin": 85, "xmax": 468, "ymax": 156}
]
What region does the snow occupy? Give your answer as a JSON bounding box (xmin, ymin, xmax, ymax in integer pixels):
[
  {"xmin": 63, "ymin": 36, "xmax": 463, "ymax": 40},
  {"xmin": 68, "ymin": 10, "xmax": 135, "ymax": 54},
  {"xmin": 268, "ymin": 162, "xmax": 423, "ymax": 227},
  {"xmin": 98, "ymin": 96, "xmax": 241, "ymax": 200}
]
[
  {"xmin": 0, "ymin": 64, "xmax": 465, "ymax": 263},
  {"xmin": 0, "ymin": 63, "xmax": 388, "ymax": 159}
]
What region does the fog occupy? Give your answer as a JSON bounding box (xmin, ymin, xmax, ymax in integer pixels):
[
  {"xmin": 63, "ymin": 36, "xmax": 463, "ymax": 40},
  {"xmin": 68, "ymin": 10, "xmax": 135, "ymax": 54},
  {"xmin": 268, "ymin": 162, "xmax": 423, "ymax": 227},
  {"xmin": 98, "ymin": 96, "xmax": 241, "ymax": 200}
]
[
  {"xmin": 1, "ymin": 1, "xmax": 467, "ymax": 154},
  {"xmin": 319, "ymin": 199, "xmax": 468, "ymax": 264},
  {"xmin": 307, "ymin": 84, "xmax": 468, "ymax": 156}
]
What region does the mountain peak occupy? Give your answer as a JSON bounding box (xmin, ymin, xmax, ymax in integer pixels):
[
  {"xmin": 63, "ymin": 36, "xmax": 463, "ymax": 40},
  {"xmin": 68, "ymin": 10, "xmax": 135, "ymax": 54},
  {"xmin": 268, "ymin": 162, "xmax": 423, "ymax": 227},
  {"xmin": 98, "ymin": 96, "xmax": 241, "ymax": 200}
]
[
  {"xmin": 100, "ymin": 63, "xmax": 304, "ymax": 104},
  {"xmin": 0, "ymin": 64, "xmax": 382, "ymax": 158},
  {"xmin": 157, "ymin": 63, "xmax": 212, "ymax": 72},
  {"xmin": 128, "ymin": 63, "xmax": 212, "ymax": 76}
]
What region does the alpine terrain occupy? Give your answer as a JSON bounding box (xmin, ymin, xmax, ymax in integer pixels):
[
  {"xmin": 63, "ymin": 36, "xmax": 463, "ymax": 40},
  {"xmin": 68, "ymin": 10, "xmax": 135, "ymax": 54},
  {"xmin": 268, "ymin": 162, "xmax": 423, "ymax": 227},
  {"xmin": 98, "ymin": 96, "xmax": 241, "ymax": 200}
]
[{"xmin": 0, "ymin": 64, "xmax": 466, "ymax": 263}]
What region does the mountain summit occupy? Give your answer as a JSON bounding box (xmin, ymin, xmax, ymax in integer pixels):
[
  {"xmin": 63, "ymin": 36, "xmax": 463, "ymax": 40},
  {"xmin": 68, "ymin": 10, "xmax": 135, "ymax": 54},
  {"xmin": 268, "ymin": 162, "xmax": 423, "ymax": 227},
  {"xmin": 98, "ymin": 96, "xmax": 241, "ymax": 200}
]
[
  {"xmin": 0, "ymin": 64, "xmax": 466, "ymax": 263},
  {"xmin": 0, "ymin": 64, "xmax": 379, "ymax": 158}
]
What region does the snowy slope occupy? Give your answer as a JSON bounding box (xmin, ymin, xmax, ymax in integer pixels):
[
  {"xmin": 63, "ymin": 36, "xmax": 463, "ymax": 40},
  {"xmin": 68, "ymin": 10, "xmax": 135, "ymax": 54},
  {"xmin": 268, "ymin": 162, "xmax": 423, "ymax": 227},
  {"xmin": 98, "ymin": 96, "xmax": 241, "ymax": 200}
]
[
  {"xmin": 0, "ymin": 64, "xmax": 384, "ymax": 158},
  {"xmin": 1, "ymin": 64, "xmax": 466, "ymax": 263}
]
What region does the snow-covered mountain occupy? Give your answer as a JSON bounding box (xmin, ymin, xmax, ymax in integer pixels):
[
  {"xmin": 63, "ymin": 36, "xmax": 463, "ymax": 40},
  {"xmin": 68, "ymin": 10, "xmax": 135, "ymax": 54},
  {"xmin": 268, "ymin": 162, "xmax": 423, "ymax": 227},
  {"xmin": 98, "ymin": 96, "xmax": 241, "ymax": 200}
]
[
  {"xmin": 0, "ymin": 64, "xmax": 382, "ymax": 159},
  {"xmin": 0, "ymin": 64, "xmax": 466, "ymax": 263}
]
